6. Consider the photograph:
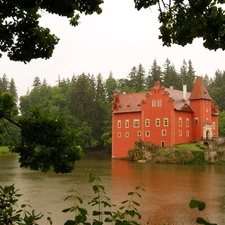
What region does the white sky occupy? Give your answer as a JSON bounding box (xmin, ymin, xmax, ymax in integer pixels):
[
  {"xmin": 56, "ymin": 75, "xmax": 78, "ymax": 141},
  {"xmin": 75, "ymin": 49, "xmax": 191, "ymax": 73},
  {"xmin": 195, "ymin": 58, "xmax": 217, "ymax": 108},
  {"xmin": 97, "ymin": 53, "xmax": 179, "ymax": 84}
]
[{"xmin": 1, "ymin": 0, "xmax": 225, "ymax": 97}]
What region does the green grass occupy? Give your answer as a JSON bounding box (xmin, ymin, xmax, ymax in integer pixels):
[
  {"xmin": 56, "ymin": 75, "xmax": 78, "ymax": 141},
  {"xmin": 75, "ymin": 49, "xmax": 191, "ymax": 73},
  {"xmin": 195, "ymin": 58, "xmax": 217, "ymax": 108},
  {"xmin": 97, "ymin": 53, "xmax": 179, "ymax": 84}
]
[
  {"xmin": 0, "ymin": 146, "xmax": 11, "ymax": 154},
  {"xmin": 174, "ymin": 143, "xmax": 206, "ymax": 151}
]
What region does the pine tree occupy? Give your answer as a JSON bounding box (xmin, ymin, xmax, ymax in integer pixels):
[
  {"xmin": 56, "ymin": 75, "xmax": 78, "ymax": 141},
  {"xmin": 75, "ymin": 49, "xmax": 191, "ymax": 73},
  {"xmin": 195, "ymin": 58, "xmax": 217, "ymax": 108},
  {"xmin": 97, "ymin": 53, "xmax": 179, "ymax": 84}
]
[
  {"xmin": 105, "ymin": 72, "xmax": 117, "ymax": 102},
  {"xmin": 32, "ymin": 76, "xmax": 42, "ymax": 89},
  {"xmin": 96, "ymin": 73, "xmax": 105, "ymax": 101},
  {"xmin": 127, "ymin": 66, "xmax": 137, "ymax": 91},
  {"xmin": 9, "ymin": 78, "xmax": 18, "ymax": 103},
  {"xmin": 136, "ymin": 63, "xmax": 146, "ymax": 92},
  {"xmin": 149, "ymin": 59, "xmax": 162, "ymax": 85},
  {"xmin": 1, "ymin": 74, "xmax": 8, "ymax": 92},
  {"xmin": 162, "ymin": 58, "xmax": 180, "ymax": 89},
  {"xmin": 187, "ymin": 60, "xmax": 196, "ymax": 91}
]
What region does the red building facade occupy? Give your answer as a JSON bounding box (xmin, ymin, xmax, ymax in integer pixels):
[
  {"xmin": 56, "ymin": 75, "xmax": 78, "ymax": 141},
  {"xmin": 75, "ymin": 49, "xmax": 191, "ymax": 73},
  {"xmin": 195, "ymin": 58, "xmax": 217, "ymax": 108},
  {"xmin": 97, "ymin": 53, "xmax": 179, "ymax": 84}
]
[{"xmin": 112, "ymin": 77, "xmax": 218, "ymax": 158}]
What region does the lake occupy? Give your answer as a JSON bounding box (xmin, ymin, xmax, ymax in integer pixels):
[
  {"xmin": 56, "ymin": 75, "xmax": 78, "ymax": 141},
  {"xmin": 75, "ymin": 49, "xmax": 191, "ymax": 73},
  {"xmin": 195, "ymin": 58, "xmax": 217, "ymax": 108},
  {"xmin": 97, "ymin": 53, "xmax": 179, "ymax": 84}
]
[{"xmin": 1, "ymin": 151, "xmax": 225, "ymax": 224}]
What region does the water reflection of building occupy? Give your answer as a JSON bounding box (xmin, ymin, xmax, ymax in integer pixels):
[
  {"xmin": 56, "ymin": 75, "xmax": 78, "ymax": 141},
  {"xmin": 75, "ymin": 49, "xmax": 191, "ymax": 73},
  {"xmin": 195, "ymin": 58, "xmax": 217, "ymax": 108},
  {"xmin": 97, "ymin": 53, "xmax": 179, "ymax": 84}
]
[
  {"xmin": 112, "ymin": 77, "xmax": 218, "ymax": 158},
  {"xmin": 111, "ymin": 160, "xmax": 222, "ymax": 224}
]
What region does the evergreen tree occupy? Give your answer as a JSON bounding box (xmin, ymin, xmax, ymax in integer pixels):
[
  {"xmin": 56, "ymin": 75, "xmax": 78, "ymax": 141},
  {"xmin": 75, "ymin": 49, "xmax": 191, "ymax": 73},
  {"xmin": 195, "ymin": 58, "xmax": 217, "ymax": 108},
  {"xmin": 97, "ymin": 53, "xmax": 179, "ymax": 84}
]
[
  {"xmin": 1, "ymin": 74, "xmax": 8, "ymax": 92},
  {"xmin": 116, "ymin": 78, "xmax": 130, "ymax": 93},
  {"xmin": 105, "ymin": 72, "xmax": 117, "ymax": 102},
  {"xmin": 32, "ymin": 76, "xmax": 42, "ymax": 89},
  {"xmin": 9, "ymin": 78, "xmax": 18, "ymax": 103},
  {"xmin": 162, "ymin": 58, "xmax": 180, "ymax": 89},
  {"xmin": 136, "ymin": 63, "xmax": 146, "ymax": 92},
  {"xmin": 127, "ymin": 66, "xmax": 138, "ymax": 92},
  {"xmin": 68, "ymin": 73, "xmax": 99, "ymax": 146},
  {"xmin": 96, "ymin": 73, "xmax": 105, "ymax": 101},
  {"xmin": 147, "ymin": 59, "xmax": 162, "ymax": 88},
  {"xmin": 209, "ymin": 70, "xmax": 225, "ymax": 111},
  {"xmin": 203, "ymin": 74, "xmax": 213, "ymax": 91},
  {"xmin": 179, "ymin": 59, "xmax": 188, "ymax": 86},
  {"xmin": 187, "ymin": 60, "xmax": 196, "ymax": 91}
]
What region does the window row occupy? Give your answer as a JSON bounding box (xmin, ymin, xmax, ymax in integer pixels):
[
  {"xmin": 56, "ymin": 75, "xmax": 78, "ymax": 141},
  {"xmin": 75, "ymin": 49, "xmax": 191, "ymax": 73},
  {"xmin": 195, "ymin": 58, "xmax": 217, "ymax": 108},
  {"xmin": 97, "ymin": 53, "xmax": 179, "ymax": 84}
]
[
  {"xmin": 117, "ymin": 118, "xmax": 169, "ymax": 128},
  {"xmin": 117, "ymin": 118, "xmax": 191, "ymax": 128},
  {"xmin": 117, "ymin": 130, "xmax": 190, "ymax": 137}
]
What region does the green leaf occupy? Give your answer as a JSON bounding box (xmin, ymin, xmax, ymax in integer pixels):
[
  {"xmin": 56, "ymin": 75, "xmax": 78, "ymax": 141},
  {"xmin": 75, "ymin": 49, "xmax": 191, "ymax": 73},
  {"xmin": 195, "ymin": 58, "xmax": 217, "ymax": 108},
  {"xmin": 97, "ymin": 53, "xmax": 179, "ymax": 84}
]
[
  {"xmin": 21, "ymin": 204, "xmax": 27, "ymax": 208},
  {"xmin": 64, "ymin": 195, "xmax": 74, "ymax": 201},
  {"xmin": 119, "ymin": 206, "xmax": 125, "ymax": 210},
  {"xmin": 92, "ymin": 185, "xmax": 99, "ymax": 193},
  {"xmin": 125, "ymin": 209, "xmax": 135, "ymax": 217},
  {"xmin": 78, "ymin": 207, "xmax": 87, "ymax": 216},
  {"xmin": 105, "ymin": 218, "xmax": 113, "ymax": 222},
  {"xmin": 189, "ymin": 200, "xmax": 206, "ymax": 211},
  {"xmin": 132, "ymin": 201, "xmax": 140, "ymax": 206},
  {"xmin": 93, "ymin": 210, "xmax": 102, "ymax": 216},
  {"xmin": 93, "ymin": 221, "xmax": 103, "ymax": 225},
  {"xmin": 89, "ymin": 172, "xmax": 96, "ymax": 183},
  {"xmin": 121, "ymin": 200, "xmax": 128, "ymax": 204},
  {"xmin": 62, "ymin": 207, "xmax": 74, "ymax": 213},
  {"xmin": 77, "ymin": 196, "xmax": 83, "ymax": 204},
  {"xmin": 196, "ymin": 217, "xmax": 216, "ymax": 225},
  {"xmin": 64, "ymin": 220, "xmax": 76, "ymax": 225},
  {"xmin": 128, "ymin": 192, "xmax": 134, "ymax": 195},
  {"xmin": 103, "ymin": 211, "xmax": 112, "ymax": 216}
]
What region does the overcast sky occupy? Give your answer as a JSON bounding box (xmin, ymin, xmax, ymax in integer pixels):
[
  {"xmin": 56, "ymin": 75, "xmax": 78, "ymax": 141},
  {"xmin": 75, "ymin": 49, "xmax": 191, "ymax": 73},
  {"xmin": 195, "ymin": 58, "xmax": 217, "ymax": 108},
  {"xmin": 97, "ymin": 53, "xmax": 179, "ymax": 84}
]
[{"xmin": 1, "ymin": 0, "xmax": 225, "ymax": 97}]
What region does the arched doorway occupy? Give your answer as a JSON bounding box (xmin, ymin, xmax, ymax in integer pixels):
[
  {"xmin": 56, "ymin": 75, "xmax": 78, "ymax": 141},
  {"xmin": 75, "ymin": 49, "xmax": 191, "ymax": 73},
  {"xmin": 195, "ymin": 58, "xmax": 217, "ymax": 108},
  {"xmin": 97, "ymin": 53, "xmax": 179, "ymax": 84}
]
[{"xmin": 206, "ymin": 130, "xmax": 209, "ymax": 140}]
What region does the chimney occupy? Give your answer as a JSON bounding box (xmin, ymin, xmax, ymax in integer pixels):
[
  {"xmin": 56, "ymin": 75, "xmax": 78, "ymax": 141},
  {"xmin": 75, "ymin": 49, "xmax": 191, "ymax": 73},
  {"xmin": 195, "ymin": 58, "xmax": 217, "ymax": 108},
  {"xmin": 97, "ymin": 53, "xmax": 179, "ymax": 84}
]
[
  {"xmin": 183, "ymin": 84, "xmax": 187, "ymax": 101},
  {"xmin": 170, "ymin": 86, "xmax": 174, "ymax": 89}
]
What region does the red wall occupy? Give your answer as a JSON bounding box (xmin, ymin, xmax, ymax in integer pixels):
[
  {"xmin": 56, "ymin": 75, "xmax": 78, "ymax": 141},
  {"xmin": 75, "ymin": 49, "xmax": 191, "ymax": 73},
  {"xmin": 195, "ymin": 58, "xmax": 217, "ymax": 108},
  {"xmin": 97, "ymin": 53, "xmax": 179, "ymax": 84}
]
[
  {"xmin": 112, "ymin": 112, "xmax": 142, "ymax": 158},
  {"xmin": 174, "ymin": 111, "xmax": 193, "ymax": 144}
]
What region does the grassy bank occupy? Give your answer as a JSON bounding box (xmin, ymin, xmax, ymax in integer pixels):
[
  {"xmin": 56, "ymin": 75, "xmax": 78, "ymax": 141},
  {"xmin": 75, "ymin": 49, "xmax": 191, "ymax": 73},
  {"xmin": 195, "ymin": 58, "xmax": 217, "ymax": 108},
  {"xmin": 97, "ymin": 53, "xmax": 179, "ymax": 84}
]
[
  {"xmin": 0, "ymin": 146, "xmax": 11, "ymax": 154},
  {"xmin": 174, "ymin": 143, "xmax": 207, "ymax": 151}
]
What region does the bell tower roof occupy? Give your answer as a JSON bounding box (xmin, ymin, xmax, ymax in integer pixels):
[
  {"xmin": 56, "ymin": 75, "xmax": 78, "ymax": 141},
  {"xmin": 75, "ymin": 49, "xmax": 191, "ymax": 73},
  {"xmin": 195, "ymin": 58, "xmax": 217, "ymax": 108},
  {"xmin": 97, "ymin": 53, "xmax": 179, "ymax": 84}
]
[{"xmin": 189, "ymin": 76, "xmax": 212, "ymax": 100}]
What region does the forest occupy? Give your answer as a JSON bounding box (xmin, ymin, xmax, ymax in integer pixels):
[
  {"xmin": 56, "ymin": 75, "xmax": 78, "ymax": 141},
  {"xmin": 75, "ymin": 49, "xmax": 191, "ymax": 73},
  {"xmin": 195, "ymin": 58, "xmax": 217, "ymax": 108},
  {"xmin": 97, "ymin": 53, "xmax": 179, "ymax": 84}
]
[{"xmin": 1, "ymin": 58, "xmax": 225, "ymax": 153}]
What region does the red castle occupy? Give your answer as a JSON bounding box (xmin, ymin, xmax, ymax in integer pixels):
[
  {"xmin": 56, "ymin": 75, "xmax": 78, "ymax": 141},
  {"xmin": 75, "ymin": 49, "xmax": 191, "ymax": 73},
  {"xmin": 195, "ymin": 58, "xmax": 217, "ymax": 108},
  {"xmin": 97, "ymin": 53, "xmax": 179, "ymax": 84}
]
[{"xmin": 112, "ymin": 76, "xmax": 218, "ymax": 158}]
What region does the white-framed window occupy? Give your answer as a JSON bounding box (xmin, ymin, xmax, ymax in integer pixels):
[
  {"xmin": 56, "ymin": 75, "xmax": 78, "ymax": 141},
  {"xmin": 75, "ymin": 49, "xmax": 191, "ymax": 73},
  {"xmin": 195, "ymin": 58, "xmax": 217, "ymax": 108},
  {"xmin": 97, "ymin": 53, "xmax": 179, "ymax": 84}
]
[
  {"xmin": 206, "ymin": 108, "xmax": 208, "ymax": 113},
  {"xmin": 152, "ymin": 100, "xmax": 156, "ymax": 107},
  {"xmin": 206, "ymin": 118, "xmax": 209, "ymax": 125},
  {"xmin": 145, "ymin": 130, "xmax": 150, "ymax": 137},
  {"xmin": 117, "ymin": 120, "xmax": 121, "ymax": 128},
  {"xmin": 145, "ymin": 119, "xmax": 150, "ymax": 127},
  {"xmin": 125, "ymin": 132, "xmax": 129, "ymax": 138},
  {"xmin": 179, "ymin": 117, "xmax": 182, "ymax": 127},
  {"xmin": 118, "ymin": 132, "xmax": 121, "ymax": 138},
  {"xmin": 125, "ymin": 120, "xmax": 129, "ymax": 128},
  {"xmin": 213, "ymin": 122, "xmax": 215, "ymax": 130},
  {"xmin": 186, "ymin": 131, "xmax": 189, "ymax": 137},
  {"xmin": 179, "ymin": 130, "xmax": 182, "ymax": 136},
  {"xmin": 137, "ymin": 131, "xmax": 141, "ymax": 136},
  {"xmin": 133, "ymin": 119, "xmax": 140, "ymax": 128},
  {"xmin": 156, "ymin": 118, "xmax": 160, "ymax": 127},
  {"xmin": 164, "ymin": 118, "xmax": 168, "ymax": 126},
  {"xmin": 206, "ymin": 100, "xmax": 208, "ymax": 104},
  {"xmin": 194, "ymin": 118, "xmax": 199, "ymax": 125},
  {"xmin": 186, "ymin": 118, "xmax": 189, "ymax": 127},
  {"xmin": 162, "ymin": 129, "xmax": 166, "ymax": 136},
  {"xmin": 158, "ymin": 99, "xmax": 162, "ymax": 107}
]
